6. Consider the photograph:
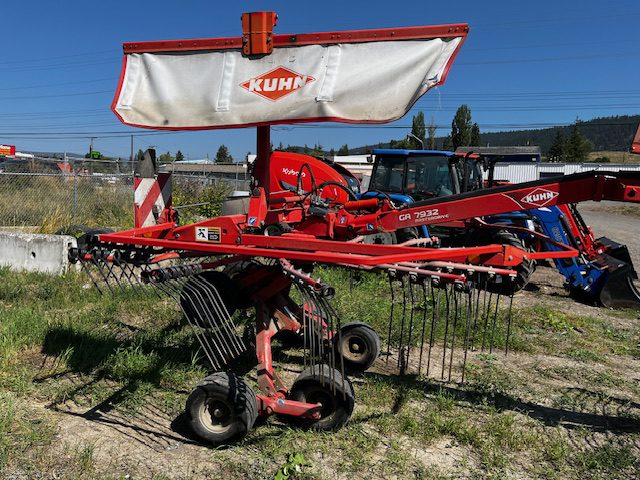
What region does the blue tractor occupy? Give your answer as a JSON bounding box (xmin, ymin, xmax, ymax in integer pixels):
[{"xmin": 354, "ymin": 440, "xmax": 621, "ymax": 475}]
[{"xmin": 359, "ymin": 149, "xmax": 640, "ymax": 307}]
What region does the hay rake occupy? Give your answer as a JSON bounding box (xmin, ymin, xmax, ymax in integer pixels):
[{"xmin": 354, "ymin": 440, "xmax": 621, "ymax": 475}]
[{"xmin": 71, "ymin": 12, "xmax": 640, "ymax": 444}]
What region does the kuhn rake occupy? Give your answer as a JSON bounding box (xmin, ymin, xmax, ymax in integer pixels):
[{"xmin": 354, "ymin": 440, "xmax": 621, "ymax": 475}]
[{"xmin": 71, "ymin": 12, "xmax": 640, "ymax": 444}]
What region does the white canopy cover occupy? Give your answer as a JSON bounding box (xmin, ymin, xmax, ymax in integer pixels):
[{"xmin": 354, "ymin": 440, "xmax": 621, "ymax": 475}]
[{"xmin": 112, "ymin": 25, "xmax": 467, "ymax": 129}]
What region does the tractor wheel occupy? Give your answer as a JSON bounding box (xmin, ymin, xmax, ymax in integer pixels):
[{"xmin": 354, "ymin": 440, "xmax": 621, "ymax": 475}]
[
  {"xmin": 180, "ymin": 271, "xmax": 239, "ymax": 328},
  {"xmin": 288, "ymin": 365, "xmax": 355, "ymax": 431},
  {"xmin": 186, "ymin": 372, "xmax": 258, "ymax": 444},
  {"xmin": 396, "ymin": 227, "xmax": 420, "ymax": 244},
  {"xmin": 334, "ymin": 322, "xmax": 380, "ymax": 374},
  {"xmin": 488, "ymin": 231, "xmax": 536, "ymax": 294}
]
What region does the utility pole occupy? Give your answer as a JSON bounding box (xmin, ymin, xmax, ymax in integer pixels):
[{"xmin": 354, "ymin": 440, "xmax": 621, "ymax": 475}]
[
  {"xmin": 130, "ymin": 135, "xmax": 134, "ymax": 166},
  {"xmin": 89, "ymin": 137, "xmax": 96, "ymax": 156}
]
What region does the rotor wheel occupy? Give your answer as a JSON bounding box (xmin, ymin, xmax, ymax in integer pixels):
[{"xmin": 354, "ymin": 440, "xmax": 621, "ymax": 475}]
[
  {"xmin": 186, "ymin": 372, "xmax": 258, "ymax": 444},
  {"xmin": 179, "ymin": 271, "xmax": 239, "ymax": 328},
  {"xmin": 334, "ymin": 322, "xmax": 380, "ymax": 374},
  {"xmin": 288, "ymin": 365, "xmax": 355, "ymax": 431}
]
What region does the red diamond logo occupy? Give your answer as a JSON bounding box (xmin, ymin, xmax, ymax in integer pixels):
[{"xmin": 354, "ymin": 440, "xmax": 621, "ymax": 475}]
[
  {"xmin": 520, "ymin": 188, "xmax": 559, "ymax": 207},
  {"xmin": 240, "ymin": 66, "xmax": 315, "ymax": 101}
]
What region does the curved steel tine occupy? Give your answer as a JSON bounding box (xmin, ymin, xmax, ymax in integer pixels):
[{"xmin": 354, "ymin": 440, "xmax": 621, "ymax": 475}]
[
  {"xmin": 489, "ymin": 290, "xmax": 502, "ymax": 354},
  {"xmin": 441, "ymin": 283, "xmax": 452, "ymax": 380},
  {"xmin": 426, "ymin": 280, "xmax": 439, "ymax": 378},
  {"xmin": 417, "ymin": 279, "xmax": 428, "ymax": 376},
  {"xmin": 505, "ymin": 282, "xmax": 515, "ymax": 355},
  {"xmin": 386, "ymin": 274, "xmax": 396, "ymax": 364},
  {"xmin": 397, "ymin": 276, "xmax": 408, "ymax": 372},
  {"xmin": 461, "ymin": 287, "xmax": 474, "ymax": 383}
]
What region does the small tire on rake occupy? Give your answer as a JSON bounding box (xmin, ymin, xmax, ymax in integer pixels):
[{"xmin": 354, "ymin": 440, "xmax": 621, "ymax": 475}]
[
  {"xmin": 334, "ymin": 322, "xmax": 380, "ymax": 374},
  {"xmin": 288, "ymin": 365, "xmax": 355, "ymax": 431},
  {"xmin": 185, "ymin": 372, "xmax": 258, "ymax": 444}
]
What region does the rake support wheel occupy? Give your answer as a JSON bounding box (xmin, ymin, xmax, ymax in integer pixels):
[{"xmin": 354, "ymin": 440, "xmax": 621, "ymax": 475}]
[
  {"xmin": 186, "ymin": 372, "xmax": 258, "ymax": 444},
  {"xmin": 288, "ymin": 365, "xmax": 355, "ymax": 431},
  {"xmin": 334, "ymin": 322, "xmax": 380, "ymax": 374}
]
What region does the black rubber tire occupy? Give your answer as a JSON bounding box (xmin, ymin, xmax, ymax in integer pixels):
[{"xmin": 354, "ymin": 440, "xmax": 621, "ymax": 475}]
[
  {"xmin": 55, "ymin": 224, "xmax": 114, "ymax": 249},
  {"xmin": 488, "ymin": 231, "xmax": 536, "ymax": 294},
  {"xmin": 334, "ymin": 322, "xmax": 381, "ymax": 374},
  {"xmin": 396, "ymin": 227, "xmax": 420, "ymax": 244},
  {"xmin": 186, "ymin": 372, "xmax": 258, "ymax": 445},
  {"xmin": 179, "ymin": 271, "xmax": 239, "ymax": 328},
  {"xmin": 288, "ymin": 365, "xmax": 355, "ymax": 431}
]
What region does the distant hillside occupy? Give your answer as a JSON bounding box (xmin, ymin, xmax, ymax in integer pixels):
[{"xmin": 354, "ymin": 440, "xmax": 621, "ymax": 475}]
[{"xmin": 349, "ymin": 115, "xmax": 640, "ymax": 155}]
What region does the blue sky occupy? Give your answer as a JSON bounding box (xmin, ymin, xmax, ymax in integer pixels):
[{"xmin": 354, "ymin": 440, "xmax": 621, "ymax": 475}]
[{"xmin": 1, "ymin": 0, "xmax": 638, "ymax": 160}]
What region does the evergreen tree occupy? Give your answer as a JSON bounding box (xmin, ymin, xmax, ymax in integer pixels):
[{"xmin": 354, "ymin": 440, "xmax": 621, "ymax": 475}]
[
  {"xmin": 442, "ymin": 134, "xmax": 453, "ymax": 151},
  {"xmin": 277, "ymin": 142, "xmax": 284, "ymax": 151},
  {"xmin": 451, "ymin": 105, "xmax": 473, "ymax": 149},
  {"xmin": 175, "ymin": 150, "xmax": 184, "ymax": 162},
  {"xmin": 470, "ymin": 123, "xmax": 481, "ymax": 146},
  {"xmin": 337, "ymin": 144, "xmax": 350, "ymax": 155},
  {"xmin": 548, "ymin": 130, "xmax": 566, "ymax": 162},
  {"xmin": 158, "ymin": 151, "xmax": 174, "ymax": 163},
  {"xmin": 135, "ymin": 149, "xmax": 145, "ymax": 162},
  {"xmin": 215, "ymin": 144, "xmax": 233, "ymax": 163},
  {"xmin": 566, "ymin": 120, "xmax": 592, "ymax": 162},
  {"xmin": 427, "ymin": 117, "xmax": 437, "ymax": 150},
  {"xmin": 329, "ymin": 148, "xmax": 336, "ymax": 156},
  {"xmin": 409, "ymin": 112, "xmax": 426, "ymax": 149}
]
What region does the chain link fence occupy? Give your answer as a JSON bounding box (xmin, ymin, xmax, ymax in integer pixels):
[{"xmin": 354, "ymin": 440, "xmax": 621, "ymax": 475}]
[{"xmin": 0, "ymin": 163, "xmax": 243, "ymax": 232}]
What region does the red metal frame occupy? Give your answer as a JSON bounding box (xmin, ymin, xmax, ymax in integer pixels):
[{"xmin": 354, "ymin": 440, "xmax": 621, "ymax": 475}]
[{"xmin": 121, "ymin": 24, "xmax": 468, "ymax": 54}]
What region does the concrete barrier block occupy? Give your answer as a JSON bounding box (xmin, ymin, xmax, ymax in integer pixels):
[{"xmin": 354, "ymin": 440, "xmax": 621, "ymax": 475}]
[{"xmin": 0, "ymin": 233, "xmax": 77, "ymax": 275}]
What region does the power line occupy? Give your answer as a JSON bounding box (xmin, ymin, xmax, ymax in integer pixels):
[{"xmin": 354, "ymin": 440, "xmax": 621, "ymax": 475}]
[{"xmin": 0, "ymin": 78, "xmax": 114, "ymax": 92}]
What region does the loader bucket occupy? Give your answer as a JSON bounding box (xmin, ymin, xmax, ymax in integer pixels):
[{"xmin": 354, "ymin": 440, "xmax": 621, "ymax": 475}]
[
  {"xmin": 596, "ymin": 237, "xmax": 638, "ymax": 279},
  {"xmin": 595, "ymin": 253, "xmax": 640, "ymax": 309}
]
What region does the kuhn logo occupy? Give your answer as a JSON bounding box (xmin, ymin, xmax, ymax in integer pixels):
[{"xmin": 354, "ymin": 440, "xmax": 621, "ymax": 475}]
[
  {"xmin": 240, "ymin": 66, "xmax": 315, "ymax": 101},
  {"xmin": 520, "ymin": 188, "xmax": 559, "ymax": 207}
]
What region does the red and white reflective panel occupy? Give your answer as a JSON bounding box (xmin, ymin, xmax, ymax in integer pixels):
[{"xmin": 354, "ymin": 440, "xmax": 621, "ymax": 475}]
[
  {"xmin": 112, "ymin": 25, "xmax": 467, "ymax": 129},
  {"xmin": 134, "ymin": 173, "xmax": 172, "ymax": 228}
]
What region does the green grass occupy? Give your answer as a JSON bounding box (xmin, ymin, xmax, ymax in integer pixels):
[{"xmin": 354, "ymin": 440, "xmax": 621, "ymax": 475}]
[{"xmin": 1, "ymin": 267, "xmax": 640, "ymax": 478}]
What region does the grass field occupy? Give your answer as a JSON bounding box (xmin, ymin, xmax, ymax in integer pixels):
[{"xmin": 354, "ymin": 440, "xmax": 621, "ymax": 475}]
[{"xmin": 0, "ymin": 265, "xmax": 639, "ymax": 479}]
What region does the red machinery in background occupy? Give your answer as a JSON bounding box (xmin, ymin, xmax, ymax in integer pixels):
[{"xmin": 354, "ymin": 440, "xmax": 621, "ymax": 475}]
[{"xmin": 73, "ymin": 13, "xmax": 640, "ymax": 445}]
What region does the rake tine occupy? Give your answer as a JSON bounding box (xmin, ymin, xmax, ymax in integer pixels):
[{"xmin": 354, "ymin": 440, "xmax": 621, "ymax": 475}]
[
  {"xmin": 426, "ymin": 279, "xmax": 440, "ymax": 377},
  {"xmin": 488, "ymin": 290, "xmax": 502, "ymax": 354},
  {"xmin": 397, "ymin": 276, "xmax": 408, "ymax": 372},
  {"xmin": 417, "ymin": 279, "xmax": 428, "ymax": 376},
  {"xmin": 80, "ymin": 256, "xmax": 104, "ymax": 295},
  {"xmin": 481, "ymin": 289, "xmax": 493, "ymax": 352},
  {"xmin": 386, "ymin": 274, "xmax": 395, "ymax": 364},
  {"xmin": 156, "ymin": 278, "xmax": 220, "ymax": 370},
  {"xmin": 505, "ymin": 285, "xmax": 515, "ymax": 355},
  {"xmin": 470, "ymin": 284, "xmax": 482, "ymax": 351},
  {"xmin": 461, "ymin": 287, "xmax": 474, "ymax": 384},
  {"xmin": 441, "ymin": 283, "xmax": 452, "ymax": 380},
  {"xmin": 447, "ymin": 286, "xmax": 461, "ymax": 382},
  {"xmin": 405, "ymin": 277, "xmax": 417, "ymax": 371},
  {"xmin": 99, "ymin": 254, "xmax": 128, "ymax": 294},
  {"xmin": 91, "ymin": 252, "xmax": 115, "ymax": 295},
  {"xmin": 181, "ymin": 283, "xmax": 228, "ymax": 369}
]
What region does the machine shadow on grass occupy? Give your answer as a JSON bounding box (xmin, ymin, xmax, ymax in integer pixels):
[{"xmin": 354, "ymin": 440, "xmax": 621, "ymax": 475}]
[
  {"xmin": 361, "ymin": 371, "xmax": 640, "ymax": 435},
  {"xmin": 36, "ymin": 321, "xmax": 259, "ymax": 448}
]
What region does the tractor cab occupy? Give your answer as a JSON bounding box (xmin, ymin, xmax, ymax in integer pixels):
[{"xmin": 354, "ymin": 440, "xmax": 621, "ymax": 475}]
[{"xmin": 365, "ymin": 149, "xmax": 487, "ymax": 203}]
